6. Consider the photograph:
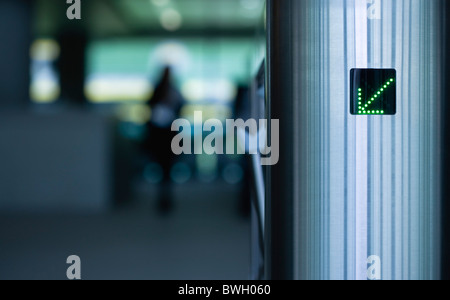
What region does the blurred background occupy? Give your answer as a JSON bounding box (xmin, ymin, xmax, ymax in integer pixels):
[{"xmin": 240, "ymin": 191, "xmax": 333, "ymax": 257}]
[{"xmin": 0, "ymin": 0, "xmax": 265, "ymax": 280}]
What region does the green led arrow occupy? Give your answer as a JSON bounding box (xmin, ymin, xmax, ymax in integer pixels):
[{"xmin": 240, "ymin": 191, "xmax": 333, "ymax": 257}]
[{"xmin": 358, "ymin": 78, "xmax": 394, "ymax": 115}]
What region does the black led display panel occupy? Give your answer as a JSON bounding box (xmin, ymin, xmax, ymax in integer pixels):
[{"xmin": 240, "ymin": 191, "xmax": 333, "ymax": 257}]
[{"xmin": 350, "ymin": 69, "xmax": 396, "ymax": 115}]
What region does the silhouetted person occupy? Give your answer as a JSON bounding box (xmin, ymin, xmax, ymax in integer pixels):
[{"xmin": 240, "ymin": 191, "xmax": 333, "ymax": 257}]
[
  {"xmin": 143, "ymin": 67, "xmax": 184, "ymax": 214},
  {"xmin": 234, "ymin": 86, "xmax": 251, "ymax": 217}
]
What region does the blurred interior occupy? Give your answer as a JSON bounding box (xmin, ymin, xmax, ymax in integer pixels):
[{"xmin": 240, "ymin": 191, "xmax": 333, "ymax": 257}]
[{"xmin": 0, "ymin": 0, "xmax": 265, "ymax": 280}]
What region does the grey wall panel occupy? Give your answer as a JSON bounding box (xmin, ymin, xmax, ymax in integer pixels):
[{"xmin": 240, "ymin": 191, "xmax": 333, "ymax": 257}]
[
  {"xmin": 267, "ymin": 0, "xmax": 444, "ymax": 280},
  {"xmin": 0, "ymin": 111, "xmax": 113, "ymax": 213}
]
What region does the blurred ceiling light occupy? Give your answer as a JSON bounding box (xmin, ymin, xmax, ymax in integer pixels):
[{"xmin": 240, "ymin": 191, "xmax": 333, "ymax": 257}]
[
  {"xmin": 240, "ymin": 0, "xmax": 262, "ymax": 10},
  {"xmin": 150, "ymin": 41, "xmax": 191, "ymax": 73},
  {"xmin": 240, "ymin": 0, "xmax": 263, "ymax": 19},
  {"xmin": 85, "ymin": 76, "xmax": 153, "ymax": 103},
  {"xmin": 160, "ymin": 9, "xmax": 183, "ymax": 31},
  {"xmin": 215, "ymin": 79, "xmax": 237, "ymax": 103},
  {"xmin": 30, "ymin": 77, "xmax": 60, "ymax": 103},
  {"xmin": 30, "ymin": 62, "xmax": 60, "ymax": 103},
  {"xmin": 181, "ymin": 79, "xmax": 236, "ymax": 103},
  {"xmin": 181, "ymin": 79, "xmax": 204, "ymax": 102},
  {"xmin": 151, "ymin": 0, "xmax": 170, "ymax": 7},
  {"xmin": 30, "ymin": 39, "xmax": 60, "ymax": 61}
]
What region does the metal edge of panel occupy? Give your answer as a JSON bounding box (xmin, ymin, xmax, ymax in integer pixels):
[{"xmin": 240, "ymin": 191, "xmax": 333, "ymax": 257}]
[
  {"xmin": 265, "ymin": 0, "xmax": 297, "ymax": 280},
  {"xmin": 441, "ymin": 0, "xmax": 450, "ymax": 281}
]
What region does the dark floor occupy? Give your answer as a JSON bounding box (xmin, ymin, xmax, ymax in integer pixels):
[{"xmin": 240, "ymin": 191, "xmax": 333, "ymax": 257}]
[{"xmin": 0, "ymin": 181, "xmax": 250, "ymax": 280}]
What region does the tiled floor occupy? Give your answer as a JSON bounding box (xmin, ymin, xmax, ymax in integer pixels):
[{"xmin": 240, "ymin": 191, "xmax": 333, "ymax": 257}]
[{"xmin": 0, "ymin": 181, "xmax": 250, "ymax": 280}]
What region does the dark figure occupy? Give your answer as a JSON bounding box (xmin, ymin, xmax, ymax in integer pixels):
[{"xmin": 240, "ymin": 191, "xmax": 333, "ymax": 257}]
[
  {"xmin": 143, "ymin": 67, "xmax": 184, "ymax": 214},
  {"xmin": 234, "ymin": 86, "xmax": 252, "ymax": 217}
]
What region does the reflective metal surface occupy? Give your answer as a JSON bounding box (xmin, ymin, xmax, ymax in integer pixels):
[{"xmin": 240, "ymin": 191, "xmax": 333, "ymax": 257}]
[{"xmin": 267, "ymin": 0, "xmax": 445, "ymax": 280}]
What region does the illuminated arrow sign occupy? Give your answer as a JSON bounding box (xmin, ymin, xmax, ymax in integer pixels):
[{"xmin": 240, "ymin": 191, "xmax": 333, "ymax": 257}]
[{"xmin": 350, "ymin": 69, "xmax": 396, "ymax": 115}]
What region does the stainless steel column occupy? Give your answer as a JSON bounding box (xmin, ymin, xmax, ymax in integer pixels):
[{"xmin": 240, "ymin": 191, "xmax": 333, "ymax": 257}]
[{"xmin": 266, "ymin": 0, "xmax": 445, "ymax": 280}]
